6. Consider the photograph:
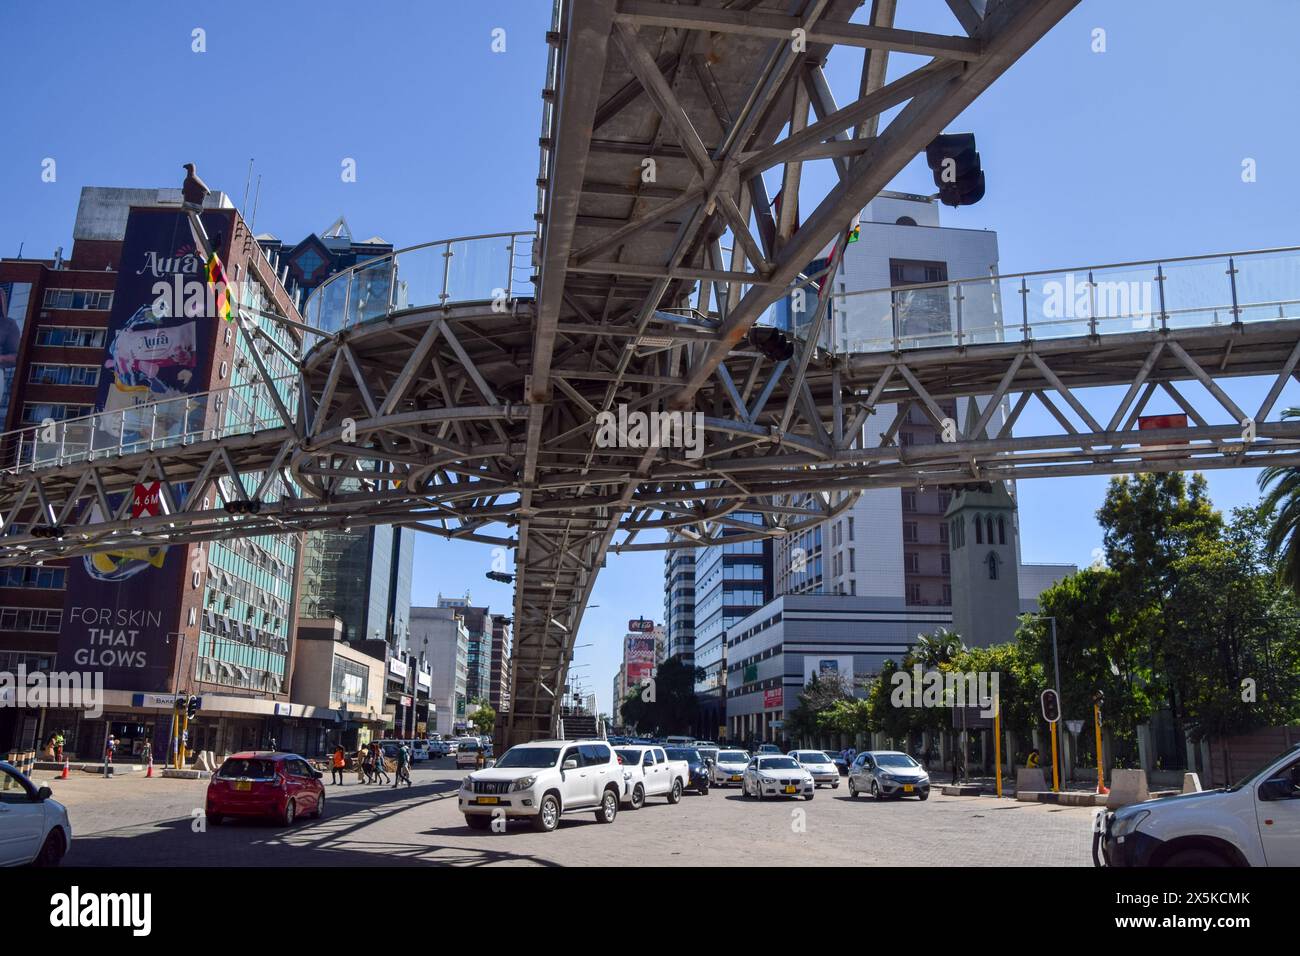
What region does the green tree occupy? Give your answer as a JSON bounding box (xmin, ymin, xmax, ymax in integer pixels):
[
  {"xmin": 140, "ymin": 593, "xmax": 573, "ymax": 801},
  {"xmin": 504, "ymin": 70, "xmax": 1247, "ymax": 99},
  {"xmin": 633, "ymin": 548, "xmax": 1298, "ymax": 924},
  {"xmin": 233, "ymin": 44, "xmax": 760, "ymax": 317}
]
[
  {"xmin": 1096, "ymin": 472, "xmax": 1222, "ymax": 745},
  {"xmin": 618, "ymin": 657, "xmax": 703, "ymax": 735},
  {"xmin": 1165, "ymin": 505, "xmax": 1300, "ymax": 738},
  {"xmin": 469, "ymin": 699, "xmax": 496, "ymax": 735},
  {"xmin": 1258, "ymin": 414, "xmax": 1300, "ymax": 591},
  {"xmin": 786, "ymin": 671, "xmax": 855, "ymax": 744}
]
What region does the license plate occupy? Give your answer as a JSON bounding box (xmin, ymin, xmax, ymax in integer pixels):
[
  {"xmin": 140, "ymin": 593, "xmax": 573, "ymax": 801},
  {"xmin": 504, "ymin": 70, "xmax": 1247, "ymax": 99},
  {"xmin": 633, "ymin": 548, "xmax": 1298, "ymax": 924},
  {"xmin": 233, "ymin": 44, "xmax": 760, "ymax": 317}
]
[
  {"xmin": 730, "ymin": 775, "xmax": 742, "ymax": 781},
  {"xmin": 236, "ymin": 780, "xmax": 251, "ymax": 791},
  {"xmin": 784, "ymin": 786, "xmax": 797, "ymax": 794},
  {"xmin": 903, "ymin": 784, "xmax": 914, "ymax": 792},
  {"xmin": 476, "ymin": 796, "xmax": 499, "ymax": 805}
]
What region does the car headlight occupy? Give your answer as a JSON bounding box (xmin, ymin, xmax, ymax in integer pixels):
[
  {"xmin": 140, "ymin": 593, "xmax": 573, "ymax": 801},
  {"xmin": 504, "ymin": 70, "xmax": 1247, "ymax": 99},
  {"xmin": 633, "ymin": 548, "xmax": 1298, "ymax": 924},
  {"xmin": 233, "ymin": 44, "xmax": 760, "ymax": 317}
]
[
  {"xmin": 1111, "ymin": 810, "xmax": 1149, "ymax": 839},
  {"xmin": 460, "ymin": 777, "xmax": 473, "ymax": 789},
  {"xmin": 511, "ymin": 776, "xmax": 537, "ymax": 791}
]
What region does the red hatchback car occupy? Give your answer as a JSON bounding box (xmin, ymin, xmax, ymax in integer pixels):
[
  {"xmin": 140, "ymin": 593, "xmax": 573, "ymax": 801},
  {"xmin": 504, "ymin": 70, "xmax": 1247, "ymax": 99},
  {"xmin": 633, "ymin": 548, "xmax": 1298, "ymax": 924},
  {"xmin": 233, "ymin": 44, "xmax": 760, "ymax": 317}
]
[{"xmin": 206, "ymin": 752, "xmax": 325, "ymax": 826}]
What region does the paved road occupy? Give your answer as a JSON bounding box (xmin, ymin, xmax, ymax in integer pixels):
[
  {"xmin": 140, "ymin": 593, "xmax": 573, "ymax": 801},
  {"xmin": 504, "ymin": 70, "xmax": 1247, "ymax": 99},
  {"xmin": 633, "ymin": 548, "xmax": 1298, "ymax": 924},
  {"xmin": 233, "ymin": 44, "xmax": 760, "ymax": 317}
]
[{"xmin": 37, "ymin": 760, "xmax": 1096, "ymax": 867}]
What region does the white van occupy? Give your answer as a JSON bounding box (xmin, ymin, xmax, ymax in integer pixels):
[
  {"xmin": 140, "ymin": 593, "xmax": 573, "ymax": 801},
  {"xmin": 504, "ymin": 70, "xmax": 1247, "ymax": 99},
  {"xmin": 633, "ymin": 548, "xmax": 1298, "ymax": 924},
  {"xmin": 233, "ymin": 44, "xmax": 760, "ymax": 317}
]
[{"xmin": 455, "ymin": 738, "xmax": 482, "ymax": 769}]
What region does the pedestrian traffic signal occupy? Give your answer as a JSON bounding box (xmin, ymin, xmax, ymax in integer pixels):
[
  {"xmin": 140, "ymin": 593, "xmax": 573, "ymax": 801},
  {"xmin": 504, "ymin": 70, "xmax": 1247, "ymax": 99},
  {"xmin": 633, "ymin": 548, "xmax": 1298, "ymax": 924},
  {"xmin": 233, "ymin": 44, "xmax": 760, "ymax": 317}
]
[
  {"xmin": 1040, "ymin": 688, "xmax": 1061, "ymax": 723},
  {"xmin": 925, "ymin": 133, "xmax": 985, "ymax": 207}
]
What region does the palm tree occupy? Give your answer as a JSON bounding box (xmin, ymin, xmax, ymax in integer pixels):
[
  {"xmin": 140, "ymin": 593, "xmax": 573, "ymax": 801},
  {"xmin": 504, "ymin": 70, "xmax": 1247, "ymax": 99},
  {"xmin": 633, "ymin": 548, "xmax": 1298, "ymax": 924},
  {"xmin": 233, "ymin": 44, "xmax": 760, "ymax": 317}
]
[
  {"xmin": 1258, "ymin": 408, "xmax": 1300, "ymax": 590},
  {"xmin": 912, "ymin": 626, "xmax": 965, "ymax": 668}
]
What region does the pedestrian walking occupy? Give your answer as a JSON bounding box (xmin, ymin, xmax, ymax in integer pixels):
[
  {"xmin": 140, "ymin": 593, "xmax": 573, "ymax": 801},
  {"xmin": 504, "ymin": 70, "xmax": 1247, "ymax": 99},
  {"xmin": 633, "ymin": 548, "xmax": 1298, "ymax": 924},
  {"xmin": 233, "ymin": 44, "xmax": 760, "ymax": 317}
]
[
  {"xmin": 371, "ymin": 742, "xmax": 391, "ymax": 785},
  {"xmin": 393, "ymin": 742, "xmax": 412, "ymax": 788},
  {"xmin": 104, "ymin": 734, "xmax": 118, "ymax": 778},
  {"xmin": 331, "ymin": 746, "xmax": 347, "ymax": 785}
]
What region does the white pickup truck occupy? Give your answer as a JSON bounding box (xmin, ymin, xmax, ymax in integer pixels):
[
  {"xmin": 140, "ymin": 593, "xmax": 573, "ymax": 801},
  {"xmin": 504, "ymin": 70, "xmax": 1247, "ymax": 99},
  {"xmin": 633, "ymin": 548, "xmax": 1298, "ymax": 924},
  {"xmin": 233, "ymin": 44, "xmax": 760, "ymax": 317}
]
[
  {"xmin": 1096, "ymin": 743, "xmax": 1300, "ymax": 867},
  {"xmin": 613, "ymin": 744, "xmax": 688, "ymax": 809}
]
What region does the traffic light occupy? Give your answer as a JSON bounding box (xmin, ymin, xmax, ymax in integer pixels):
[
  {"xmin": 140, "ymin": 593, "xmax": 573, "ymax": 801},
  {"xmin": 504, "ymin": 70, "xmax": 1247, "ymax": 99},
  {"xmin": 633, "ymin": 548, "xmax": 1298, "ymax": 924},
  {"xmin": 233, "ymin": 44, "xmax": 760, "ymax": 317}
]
[
  {"xmin": 186, "ymin": 695, "xmax": 200, "ymax": 720},
  {"xmin": 925, "ymin": 133, "xmax": 985, "ymax": 207},
  {"xmin": 485, "ymin": 570, "xmax": 513, "ymax": 584},
  {"xmin": 1040, "ymin": 688, "xmax": 1061, "ymax": 723},
  {"xmin": 749, "ymin": 326, "xmax": 795, "ymax": 363}
]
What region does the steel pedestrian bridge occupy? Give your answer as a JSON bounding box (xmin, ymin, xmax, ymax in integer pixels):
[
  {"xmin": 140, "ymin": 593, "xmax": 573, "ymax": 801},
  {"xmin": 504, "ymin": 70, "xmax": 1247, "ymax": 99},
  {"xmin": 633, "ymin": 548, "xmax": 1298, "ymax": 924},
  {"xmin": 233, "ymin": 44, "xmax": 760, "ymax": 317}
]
[{"xmin": 5, "ymin": 0, "xmax": 1300, "ymax": 744}]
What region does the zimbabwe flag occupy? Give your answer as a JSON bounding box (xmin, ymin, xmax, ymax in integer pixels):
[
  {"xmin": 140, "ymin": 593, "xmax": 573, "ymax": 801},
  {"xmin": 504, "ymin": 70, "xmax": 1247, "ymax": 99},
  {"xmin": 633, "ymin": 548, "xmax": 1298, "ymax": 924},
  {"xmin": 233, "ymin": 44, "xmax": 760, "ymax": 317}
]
[{"xmin": 206, "ymin": 251, "xmax": 234, "ymax": 322}]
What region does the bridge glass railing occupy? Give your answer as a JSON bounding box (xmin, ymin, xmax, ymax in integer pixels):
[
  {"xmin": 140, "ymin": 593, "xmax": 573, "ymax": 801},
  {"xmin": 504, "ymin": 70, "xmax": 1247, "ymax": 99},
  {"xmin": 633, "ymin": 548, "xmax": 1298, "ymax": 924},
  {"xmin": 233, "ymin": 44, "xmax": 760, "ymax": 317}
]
[
  {"xmin": 821, "ymin": 246, "xmax": 1300, "ymax": 353},
  {"xmin": 0, "ymin": 375, "xmax": 299, "ymax": 475},
  {"xmin": 304, "ymin": 232, "xmax": 534, "ymax": 335}
]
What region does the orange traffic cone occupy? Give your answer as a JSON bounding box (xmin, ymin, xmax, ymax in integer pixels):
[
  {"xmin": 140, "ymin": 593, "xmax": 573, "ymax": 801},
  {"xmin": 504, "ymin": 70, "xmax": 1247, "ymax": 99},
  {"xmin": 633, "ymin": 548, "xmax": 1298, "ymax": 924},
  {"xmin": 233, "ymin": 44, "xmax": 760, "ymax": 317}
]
[
  {"xmin": 60, "ymin": 759, "xmax": 69, "ymax": 780},
  {"xmin": 146, "ymin": 757, "xmax": 153, "ymax": 778}
]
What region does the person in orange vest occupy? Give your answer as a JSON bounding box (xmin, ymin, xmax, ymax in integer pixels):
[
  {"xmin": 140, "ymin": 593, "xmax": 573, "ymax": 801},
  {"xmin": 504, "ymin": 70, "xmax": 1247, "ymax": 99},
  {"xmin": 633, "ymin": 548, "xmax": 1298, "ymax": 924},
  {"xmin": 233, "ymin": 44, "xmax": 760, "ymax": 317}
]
[
  {"xmin": 1027, "ymin": 748, "xmax": 1041, "ymax": 769},
  {"xmin": 331, "ymin": 746, "xmax": 347, "ymax": 785}
]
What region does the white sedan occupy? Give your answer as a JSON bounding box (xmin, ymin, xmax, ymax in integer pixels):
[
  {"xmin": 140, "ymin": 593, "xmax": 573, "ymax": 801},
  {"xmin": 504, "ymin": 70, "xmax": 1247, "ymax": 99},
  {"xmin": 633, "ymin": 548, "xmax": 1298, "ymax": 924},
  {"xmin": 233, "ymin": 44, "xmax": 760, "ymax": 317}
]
[
  {"xmin": 711, "ymin": 749, "xmax": 751, "ymax": 787},
  {"xmin": 0, "ymin": 761, "xmax": 71, "ymax": 866},
  {"xmin": 789, "ymin": 750, "xmax": 841, "ymax": 788},
  {"xmin": 742, "ymin": 755, "xmax": 815, "ymax": 801}
]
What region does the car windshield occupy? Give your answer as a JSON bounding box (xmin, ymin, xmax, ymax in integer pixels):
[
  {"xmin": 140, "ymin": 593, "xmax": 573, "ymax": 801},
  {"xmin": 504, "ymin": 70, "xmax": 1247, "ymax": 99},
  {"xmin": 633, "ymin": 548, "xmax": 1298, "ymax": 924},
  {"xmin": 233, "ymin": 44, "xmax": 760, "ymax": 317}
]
[
  {"xmin": 218, "ymin": 758, "xmax": 277, "ymax": 779},
  {"xmin": 796, "ymin": 752, "xmax": 830, "ymax": 763},
  {"xmin": 875, "ymin": 753, "xmax": 920, "ymax": 768},
  {"xmin": 458, "ymin": 741, "xmax": 479, "ymax": 751},
  {"xmin": 719, "ymin": 751, "xmax": 748, "ymax": 763},
  {"xmin": 1227, "ymin": 744, "xmax": 1300, "ymax": 792},
  {"xmin": 759, "ymin": 757, "xmax": 800, "ymax": 771},
  {"xmin": 494, "ymin": 747, "xmax": 560, "ymax": 768},
  {"xmin": 665, "ymin": 748, "xmax": 698, "ymax": 762},
  {"xmin": 615, "ymin": 748, "xmax": 644, "ymax": 764}
]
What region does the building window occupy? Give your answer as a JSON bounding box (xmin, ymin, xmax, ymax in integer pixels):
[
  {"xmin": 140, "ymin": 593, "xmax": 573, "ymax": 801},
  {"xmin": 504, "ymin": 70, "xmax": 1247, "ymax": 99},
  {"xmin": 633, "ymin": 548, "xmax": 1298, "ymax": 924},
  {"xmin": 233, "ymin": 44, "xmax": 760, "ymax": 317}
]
[
  {"xmin": 28, "ymin": 363, "xmax": 100, "ymax": 387},
  {"xmin": 902, "ymin": 490, "xmax": 916, "ymax": 512},
  {"xmin": 906, "ymin": 583, "xmax": 922, "ymax": 604},
  {"xmin": 42, "ymin": 289, "xmax": 113, "ymax": 310},
  {"xmin": 942, "ymin": 583, "xmax": 952, "ymax": 604},
  {"xmin": 905, "ymin": 552, "xmax": 919, "ymax": 573},
  {"xmin": 34, "ymin": 326, "xmax": 107, "ymax": 348},
  {"xmin": 987, "ymin": 552, "xmax": 999, "ymax": 580},
  {"xmin": 903, "ymin": 521, "xmax": 918, "ymax": 543},
  {"xmin": 975, "ymin": 517, "xmax": 982, "ymax": 544},
  {"xmin": 0, "ymin": 565, "xmax": 66, "ymax": 589},
  {"xmin": 939, "ymin": 522, "xmax": 949, "ymax": 545},
  {"xmin": 20, "ymin": 403, "xmax": 93, "ymax": 424},
  {"xmin": 998, "ymin": 515, "xmax": 1006, "ymax": 545},
  {"xmin": 941, "ymin": 553, "xmax": 950, "ymax": 574},
  {"xmin": 0, "ymin": 607, "xmax": 63, "ymax": 632}
]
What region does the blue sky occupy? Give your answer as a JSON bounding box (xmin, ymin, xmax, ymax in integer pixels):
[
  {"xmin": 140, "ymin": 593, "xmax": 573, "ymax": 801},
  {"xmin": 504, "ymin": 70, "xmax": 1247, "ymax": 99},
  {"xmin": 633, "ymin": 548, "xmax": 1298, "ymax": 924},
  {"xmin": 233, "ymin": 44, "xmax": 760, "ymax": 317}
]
[{"xmin": 4, "ymin": 1, "xmax": 1300, "ymax": 712}]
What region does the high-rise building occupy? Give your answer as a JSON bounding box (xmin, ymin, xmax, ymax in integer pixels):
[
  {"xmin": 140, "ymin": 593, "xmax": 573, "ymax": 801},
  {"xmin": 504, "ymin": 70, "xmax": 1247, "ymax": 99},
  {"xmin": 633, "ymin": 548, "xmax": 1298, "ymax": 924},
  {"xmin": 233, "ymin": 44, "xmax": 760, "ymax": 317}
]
[
  {"xmin": 663, "ymin": 548, "xmax": 695, "ymax": 666},
  {"xmin": 489, "ymin": 613, "xmax": 511, "ymax": 713},
  {"xmin": 256, "ymin": 217, "xmax": 394, "ymax": 308},
  {"xmin": 270, "ymin": 220, "xmax": 413, "ymax": 661},
  {"xmin": 692, "ymin": 513, "xmax": 774, "ymax": 739},
  {"xmin": 0, "ymin": 186, "xmax": 309, "ymax": 757},
  {"xmin": 297, "ymin": 526, "xmax": 414, "ymax": 647},
  {"xmin": 411, "ymin": 605, "xmax": 469, "ymax": 736},
  {"xmin": 436, "ymin": 593, "xmax": 491, "ymax": 707}
]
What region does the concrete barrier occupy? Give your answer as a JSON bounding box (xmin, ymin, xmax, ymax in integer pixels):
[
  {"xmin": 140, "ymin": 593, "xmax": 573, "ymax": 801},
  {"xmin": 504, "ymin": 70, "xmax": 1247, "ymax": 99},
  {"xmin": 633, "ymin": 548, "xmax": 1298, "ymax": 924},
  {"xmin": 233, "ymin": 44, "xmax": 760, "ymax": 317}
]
[
  {"xmin": 1106, "ymin": 768, "xmax": 1150, "ymax": 809},
  {"xmin": 1016, "ymin": 768, "xmax": 1048, "ymax": 793},
  {"xmin": 1182, "ymin": 772, "xmax": 1203, "ymax": 794}
]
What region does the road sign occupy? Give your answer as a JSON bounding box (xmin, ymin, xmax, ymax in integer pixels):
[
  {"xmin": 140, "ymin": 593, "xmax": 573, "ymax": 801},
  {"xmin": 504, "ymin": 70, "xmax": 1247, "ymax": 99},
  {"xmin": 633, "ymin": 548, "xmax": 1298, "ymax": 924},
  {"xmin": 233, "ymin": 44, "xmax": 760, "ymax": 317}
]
[
  {"xmin": 1040, "ymin": 688, "xmax": 1061, "ymax": 723},
  {"xmin": 1066, "ymin": 719, "xmax": 1084, "ymax": 735},
  {"xmin": 131, "ymin": 481, "xmax": 162, "ymax": 518}
]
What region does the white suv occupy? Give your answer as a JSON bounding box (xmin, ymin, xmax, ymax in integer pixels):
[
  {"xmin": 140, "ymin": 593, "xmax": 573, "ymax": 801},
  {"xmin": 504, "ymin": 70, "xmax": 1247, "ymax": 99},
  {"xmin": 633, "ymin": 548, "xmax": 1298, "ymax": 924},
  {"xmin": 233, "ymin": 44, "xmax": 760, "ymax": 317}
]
[{"xmin": 459, "ymin": 740, "xmax": 622, "ymax": 832}]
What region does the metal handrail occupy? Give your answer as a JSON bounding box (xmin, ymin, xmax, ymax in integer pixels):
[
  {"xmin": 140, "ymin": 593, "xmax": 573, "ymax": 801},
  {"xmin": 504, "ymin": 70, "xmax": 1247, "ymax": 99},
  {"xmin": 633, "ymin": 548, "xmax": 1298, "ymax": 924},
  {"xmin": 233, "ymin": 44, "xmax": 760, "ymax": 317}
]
[
  {"xmin": 302, "ymin": 229, "xmax": 534, "ymax": 333},
  {"xmin": 834, "ymin": 244, "xmax": 1300, "ymax": 300}
]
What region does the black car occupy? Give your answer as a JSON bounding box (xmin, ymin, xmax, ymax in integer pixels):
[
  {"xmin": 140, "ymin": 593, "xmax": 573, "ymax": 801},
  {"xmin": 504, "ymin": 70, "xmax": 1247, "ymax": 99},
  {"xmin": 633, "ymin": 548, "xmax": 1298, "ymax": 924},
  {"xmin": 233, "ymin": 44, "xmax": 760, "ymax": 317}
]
[{"xmin": 664, "ymin": 747, "xmax": 711, "ymax": 794}]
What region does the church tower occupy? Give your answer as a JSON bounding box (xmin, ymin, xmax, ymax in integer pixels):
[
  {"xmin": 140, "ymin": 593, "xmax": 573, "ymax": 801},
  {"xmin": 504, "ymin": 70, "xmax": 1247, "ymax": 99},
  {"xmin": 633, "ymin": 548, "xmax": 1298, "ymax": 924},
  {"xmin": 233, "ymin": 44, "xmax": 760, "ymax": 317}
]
[{"xmin": 945, "ymin": 481, "xmax": 1021, "ymax": 647}]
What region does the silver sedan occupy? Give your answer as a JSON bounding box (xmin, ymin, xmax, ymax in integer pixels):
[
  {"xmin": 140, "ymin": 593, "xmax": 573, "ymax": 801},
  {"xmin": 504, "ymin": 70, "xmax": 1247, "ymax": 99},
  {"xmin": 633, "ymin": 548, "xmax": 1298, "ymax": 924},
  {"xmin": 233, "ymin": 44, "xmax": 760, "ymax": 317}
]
[{"xmin": 789, "ymin": 750, "xmax": 841, "ymax": 788}]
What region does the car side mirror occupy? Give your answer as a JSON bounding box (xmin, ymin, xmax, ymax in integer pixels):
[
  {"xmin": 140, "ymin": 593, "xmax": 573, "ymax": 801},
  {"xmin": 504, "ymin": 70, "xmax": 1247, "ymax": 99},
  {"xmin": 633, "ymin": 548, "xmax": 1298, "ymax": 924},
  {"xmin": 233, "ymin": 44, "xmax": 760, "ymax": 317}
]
[
  {"xmin": 37, "ymin": 786, "xmax": 53, "ymax": 801},
  {"xmin": 562, "ymin": 758, "xmax": 578, "ymax": 771},
  {"xmin": 1258, "ymin": 777, "xmax": 1295, "ymax": 801},
  {"xmin": 311, "ymin": 769, "xmax": 323, "ymax": 779}
]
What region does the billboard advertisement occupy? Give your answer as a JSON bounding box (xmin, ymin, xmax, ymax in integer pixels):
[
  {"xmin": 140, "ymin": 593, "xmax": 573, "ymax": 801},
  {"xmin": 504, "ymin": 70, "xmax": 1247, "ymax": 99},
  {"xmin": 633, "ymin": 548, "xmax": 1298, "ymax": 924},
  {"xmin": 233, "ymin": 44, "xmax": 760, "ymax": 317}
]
[
  {"xmin": 803, "ymin": 656, "xmax": 854, "ymax": 690},
  {"xmin": 55, "ymin": 208, "xmax": 232, "ymax": 693},
  {"xmin": 763, "ymin": 688, "xmax": 784, "ymax": 710},
  {"xmin": 624, "ymin": 634, "xmax": 656, "ymax": 687},
  {"xmin": 627, "ymin": 618, "xmax": 654, "ymax": 632}
]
